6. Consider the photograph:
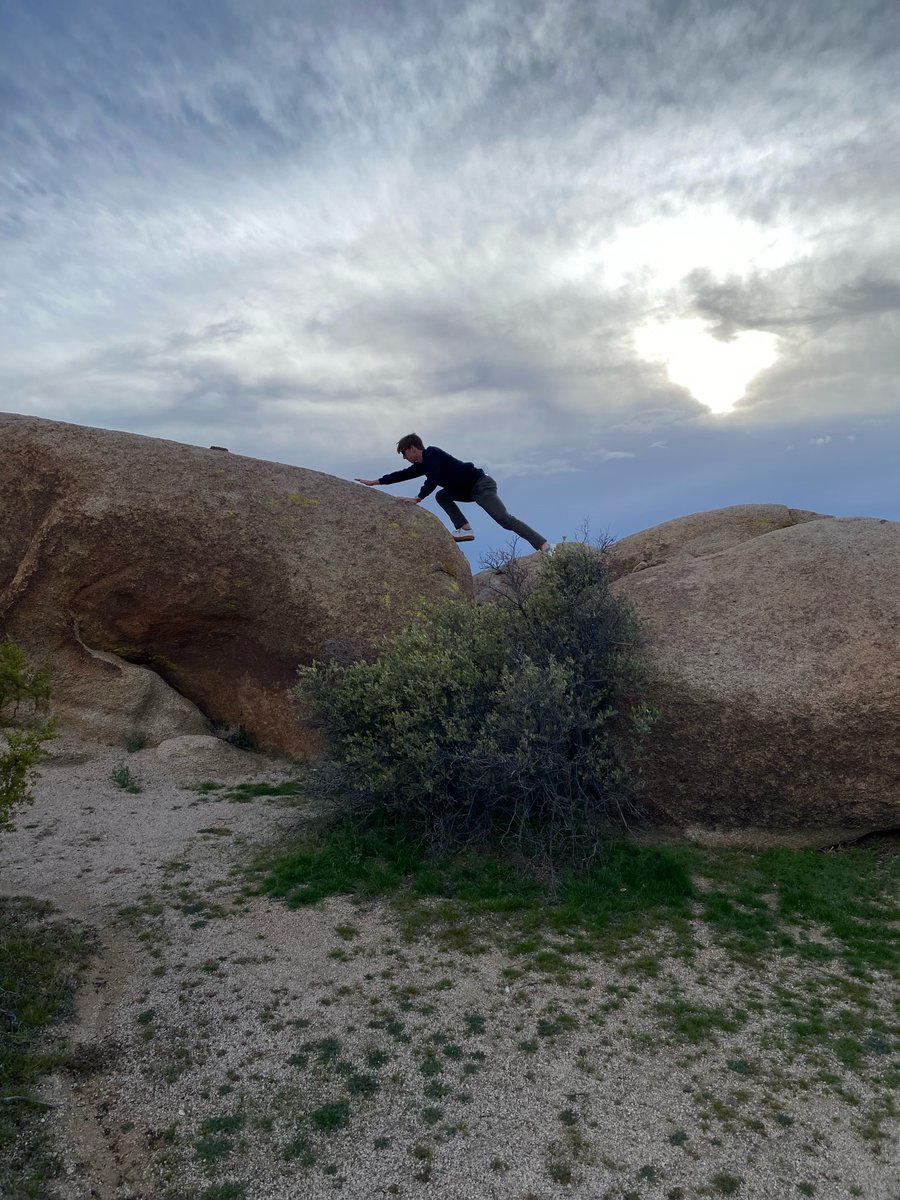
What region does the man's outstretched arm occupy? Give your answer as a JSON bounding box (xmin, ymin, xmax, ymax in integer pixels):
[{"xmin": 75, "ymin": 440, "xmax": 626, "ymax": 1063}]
[{"xmin": 355, "ymin": 463, "xmax": 426, "ymax": 487}]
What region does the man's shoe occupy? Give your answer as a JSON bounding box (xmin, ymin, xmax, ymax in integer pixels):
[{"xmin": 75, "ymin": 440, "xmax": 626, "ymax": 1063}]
[{"xmin": 453, "ymin": 530, "xmax": 475, "ymax": 542}]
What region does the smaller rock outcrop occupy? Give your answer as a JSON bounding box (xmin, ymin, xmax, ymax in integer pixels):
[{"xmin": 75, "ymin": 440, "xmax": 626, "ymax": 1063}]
[
  {"xmin": 605, "ymin": 504, "xmax": 829, "ymax": 578},
  {"xmin": 51, "ymin": 646, "xmax": 211, "ymax": 746},
  {"xmin": 473, "ymin": 504, "xmax": 830, "ymax": 601},
  {"xmin": 474, "ymin": 504, "xmax": 899, "ymax": 846},
  {"xmin": 155, "ymin": 734, "xmax": 266, "ymax": 781}
]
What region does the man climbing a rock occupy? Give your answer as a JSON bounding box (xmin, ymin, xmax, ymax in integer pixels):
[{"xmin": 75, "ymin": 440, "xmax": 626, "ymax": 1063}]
[{"xmin": 355, "ymin": 433, "xmax": 551, "ymax": 552}]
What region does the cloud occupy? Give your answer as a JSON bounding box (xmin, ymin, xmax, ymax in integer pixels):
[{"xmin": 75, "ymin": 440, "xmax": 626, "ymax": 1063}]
[
  {"xmin": 1, "ymin": 0, "xmax": 898, "ymax": 540},
  {"xmin": 588, "ymin": 448, "xmax": 637, "ymax": 461},
  {"xmin": 810, "ymin": 436, "xmax": 832, "ymax": 447}
]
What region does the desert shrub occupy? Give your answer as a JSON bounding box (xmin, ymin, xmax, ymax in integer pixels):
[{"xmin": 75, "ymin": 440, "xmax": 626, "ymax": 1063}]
[
  {"xmin": 0, "ymin": 638, "xmax": 54, "ymax": 832},
  {"xmin": 297, "ymin": 542, "xmax": 656, "ymax": 873},
  {"xmin": 0, "ymin": 636, "xmax": 51, "ymax": 716}
]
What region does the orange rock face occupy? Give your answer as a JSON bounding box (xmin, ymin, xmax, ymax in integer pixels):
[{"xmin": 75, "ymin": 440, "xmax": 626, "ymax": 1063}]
[{"xmin": 1, "ymin": 413, "xmax": 472, "ymax": 755}]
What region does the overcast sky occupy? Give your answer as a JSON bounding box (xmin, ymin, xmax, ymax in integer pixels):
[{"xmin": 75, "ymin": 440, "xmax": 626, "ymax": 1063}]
[{"xmin": 2, "ymin": 0, "xmax": 898, "ymax": 563}]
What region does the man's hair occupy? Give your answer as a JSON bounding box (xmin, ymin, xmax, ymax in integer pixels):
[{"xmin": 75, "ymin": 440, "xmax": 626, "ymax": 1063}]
[{"xmin": 396, "ymin": 433, "xmax": 425, "ymax": 455}]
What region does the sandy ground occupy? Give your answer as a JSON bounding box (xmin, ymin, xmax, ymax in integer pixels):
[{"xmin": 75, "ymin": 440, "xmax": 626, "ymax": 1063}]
[{"xmin": 1, "ymin": 735, "xmax": 897, "ymax": 1200}]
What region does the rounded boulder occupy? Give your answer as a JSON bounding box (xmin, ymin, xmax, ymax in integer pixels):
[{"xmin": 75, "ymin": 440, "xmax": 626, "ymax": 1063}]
[
  {"xmin": 0, "ymin": 412, "xmax": 472, "ymax": 756},
  {"xmin": 615, "ymin": 516, "xmax": 900, "ymax": 844}
]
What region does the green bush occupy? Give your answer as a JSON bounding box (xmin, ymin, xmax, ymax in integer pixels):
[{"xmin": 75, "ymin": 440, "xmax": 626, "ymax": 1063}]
[
  {"xmin": 0, "ymin": 637, "xmax": 54, "ymax": 832},
  {"xmin": 0, "ymin": 636, "xmax": 51, "ymax": 716},
  {"xmin": 297, "ymin": 542, "xmax": 656, "ymax": 873}
]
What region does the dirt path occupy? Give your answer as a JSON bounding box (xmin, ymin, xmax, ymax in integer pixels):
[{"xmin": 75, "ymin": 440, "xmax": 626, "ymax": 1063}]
[{"xmin": 1, "ymin": 736, "xmax": 897, "ymax": 1200}]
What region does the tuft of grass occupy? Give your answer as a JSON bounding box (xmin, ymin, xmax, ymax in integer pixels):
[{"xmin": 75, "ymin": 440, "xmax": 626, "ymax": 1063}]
[
  {"xmin": 345, "ymin": 1073, "xmax": 379, "ymax": 1097},
  {"xmin": 194, "ymin": 1135, "xmax": 235, "ymax": 1165},
  {"xmin": 124, "ymin": 732, "xmax": 148, "ymax": 753},
  {"xmin": 726, "ymin": 1058, "xmax": 754, "ymax": 1076},
  {"xmin": 545, "ymin": 1154, "xmax": 574, "ymax": 1185},
  {"xmin": 419, "ymin": 1054, "xmax": 443, "ymax": 1077},
  {"xmin": 314, "ymin": 1037, "xmax": 342, "ymax": 1065},
  {"xmin": 309, "ymin": 1100, "xmax": 351, "ymax": 1132},
  {"xmin": 283, "ymin": 1133, "xmax": 316, "ymax": 1165},
  {"xmin": 654, "ymin": 999, "xmax": 742, "ymax": 1045},
  {"xmin": 711, "ymin": 1172, "xmax": 742, "ymax": 1195},
  {"xmin": 200, "ymin": 1184, "xmax": 246, "ymax": 1200},
  {"xmin": 0, "ymin": 899, "xmax": 95, "ymax": 1196},
  {"xmin": 110, "ymin": 764, "xmax": 142, "ymax": 793},
  {"xmin": 199, "ymin": 1113, "xmax": 245, "ymax": 1136}
]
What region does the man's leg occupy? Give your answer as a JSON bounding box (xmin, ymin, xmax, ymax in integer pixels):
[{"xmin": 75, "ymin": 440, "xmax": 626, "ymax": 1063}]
[
  {"xmin": 472, "ymin": 477, "xmax": 548, "ymax": 551},
  {"xmin": 435, "ymin": 489, "xmax": 469, "ymax": 531}
]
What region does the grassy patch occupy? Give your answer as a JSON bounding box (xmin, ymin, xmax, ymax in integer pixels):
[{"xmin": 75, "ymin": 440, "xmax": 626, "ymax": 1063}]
[
  {"xmin": 223, "ymin": 781, "xmax": 307, "ymax": 803},
  {"xmin": 257, "ymin": 821, "xmax": 897, "ymax": 992},
  {"xmin": 309, "ymin": 1099, "xmax": 351, "ymax": 1133},
  {"xmin": 691, "ymin": 846, "xmax": 899, "ymax": 974},
  {"xmin": 0, "ymin": 899, "xmax": 96, "ymax": 1198},
  {"xmin": 254, "ymin": 820, "xmax": 898, "ymax": 1099},
  {"xmin": 256, "ymin": 817, "xmax": 695, "ymax": 960}
]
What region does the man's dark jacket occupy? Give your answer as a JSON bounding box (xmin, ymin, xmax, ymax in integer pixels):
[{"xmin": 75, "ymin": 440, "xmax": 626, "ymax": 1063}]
[{"xmin": 378, "ymin": 446, "xmax": 485, "ymax": 501}]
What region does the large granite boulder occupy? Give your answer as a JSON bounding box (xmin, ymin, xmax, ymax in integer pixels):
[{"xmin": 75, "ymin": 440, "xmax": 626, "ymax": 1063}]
[
  {"xmin": 0, "ymin": 413, "xmax": 471, "ymax": 755},
  {"xmin": 616, "ymin": 515, "xmax": 899, "ymax": 845},
  {"xmin": 475, "ymin": 506, "xmax": 899, "ymax": 845}
]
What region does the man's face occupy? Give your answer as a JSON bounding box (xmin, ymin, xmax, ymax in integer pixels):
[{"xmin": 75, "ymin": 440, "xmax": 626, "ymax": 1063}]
[{"xmin": 402, "ymin": 445, "xmax": 424, "ymax": 464}]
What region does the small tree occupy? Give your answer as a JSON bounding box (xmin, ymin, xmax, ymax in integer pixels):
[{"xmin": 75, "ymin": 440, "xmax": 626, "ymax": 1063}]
[
  {"xmin": 297, "ymin": 541, "xmax": 656, "ymax": 875},
  {"xmin": 0, "ymin": 637, "xmax": 54, "ymax": 832}
]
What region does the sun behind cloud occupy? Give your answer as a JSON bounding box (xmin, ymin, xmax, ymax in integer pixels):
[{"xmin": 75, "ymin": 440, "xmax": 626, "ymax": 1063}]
[{"xmin": 634, "ymin": 318, "xmax": 780, "ymax": 414}]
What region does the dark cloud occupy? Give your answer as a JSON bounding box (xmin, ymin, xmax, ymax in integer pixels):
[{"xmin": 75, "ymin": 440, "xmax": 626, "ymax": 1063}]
[{"xmin": 690, "ymin": 269, "xmax": 900, "ymax": 336}]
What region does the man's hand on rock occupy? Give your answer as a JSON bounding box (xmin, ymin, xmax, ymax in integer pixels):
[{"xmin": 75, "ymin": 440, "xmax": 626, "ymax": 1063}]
[
  {"xmin": 354, "ymin": 478, "xmax": 379, "ymax": 486},
  {"xmin": 397, "ymin": 496, "xmax": 421, "ymax": 504}
]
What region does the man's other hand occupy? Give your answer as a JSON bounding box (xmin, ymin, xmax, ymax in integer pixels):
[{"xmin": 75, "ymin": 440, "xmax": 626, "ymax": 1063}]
[{"xmin": 354, "ymin": 478, "xmax": 379, "ymax": 486}]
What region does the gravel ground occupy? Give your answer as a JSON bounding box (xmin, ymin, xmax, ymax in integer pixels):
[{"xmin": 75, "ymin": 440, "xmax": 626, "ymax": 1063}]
[{"xmin": 1, "ymin": 735, "xmax": 896, "ymax": 1200}]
